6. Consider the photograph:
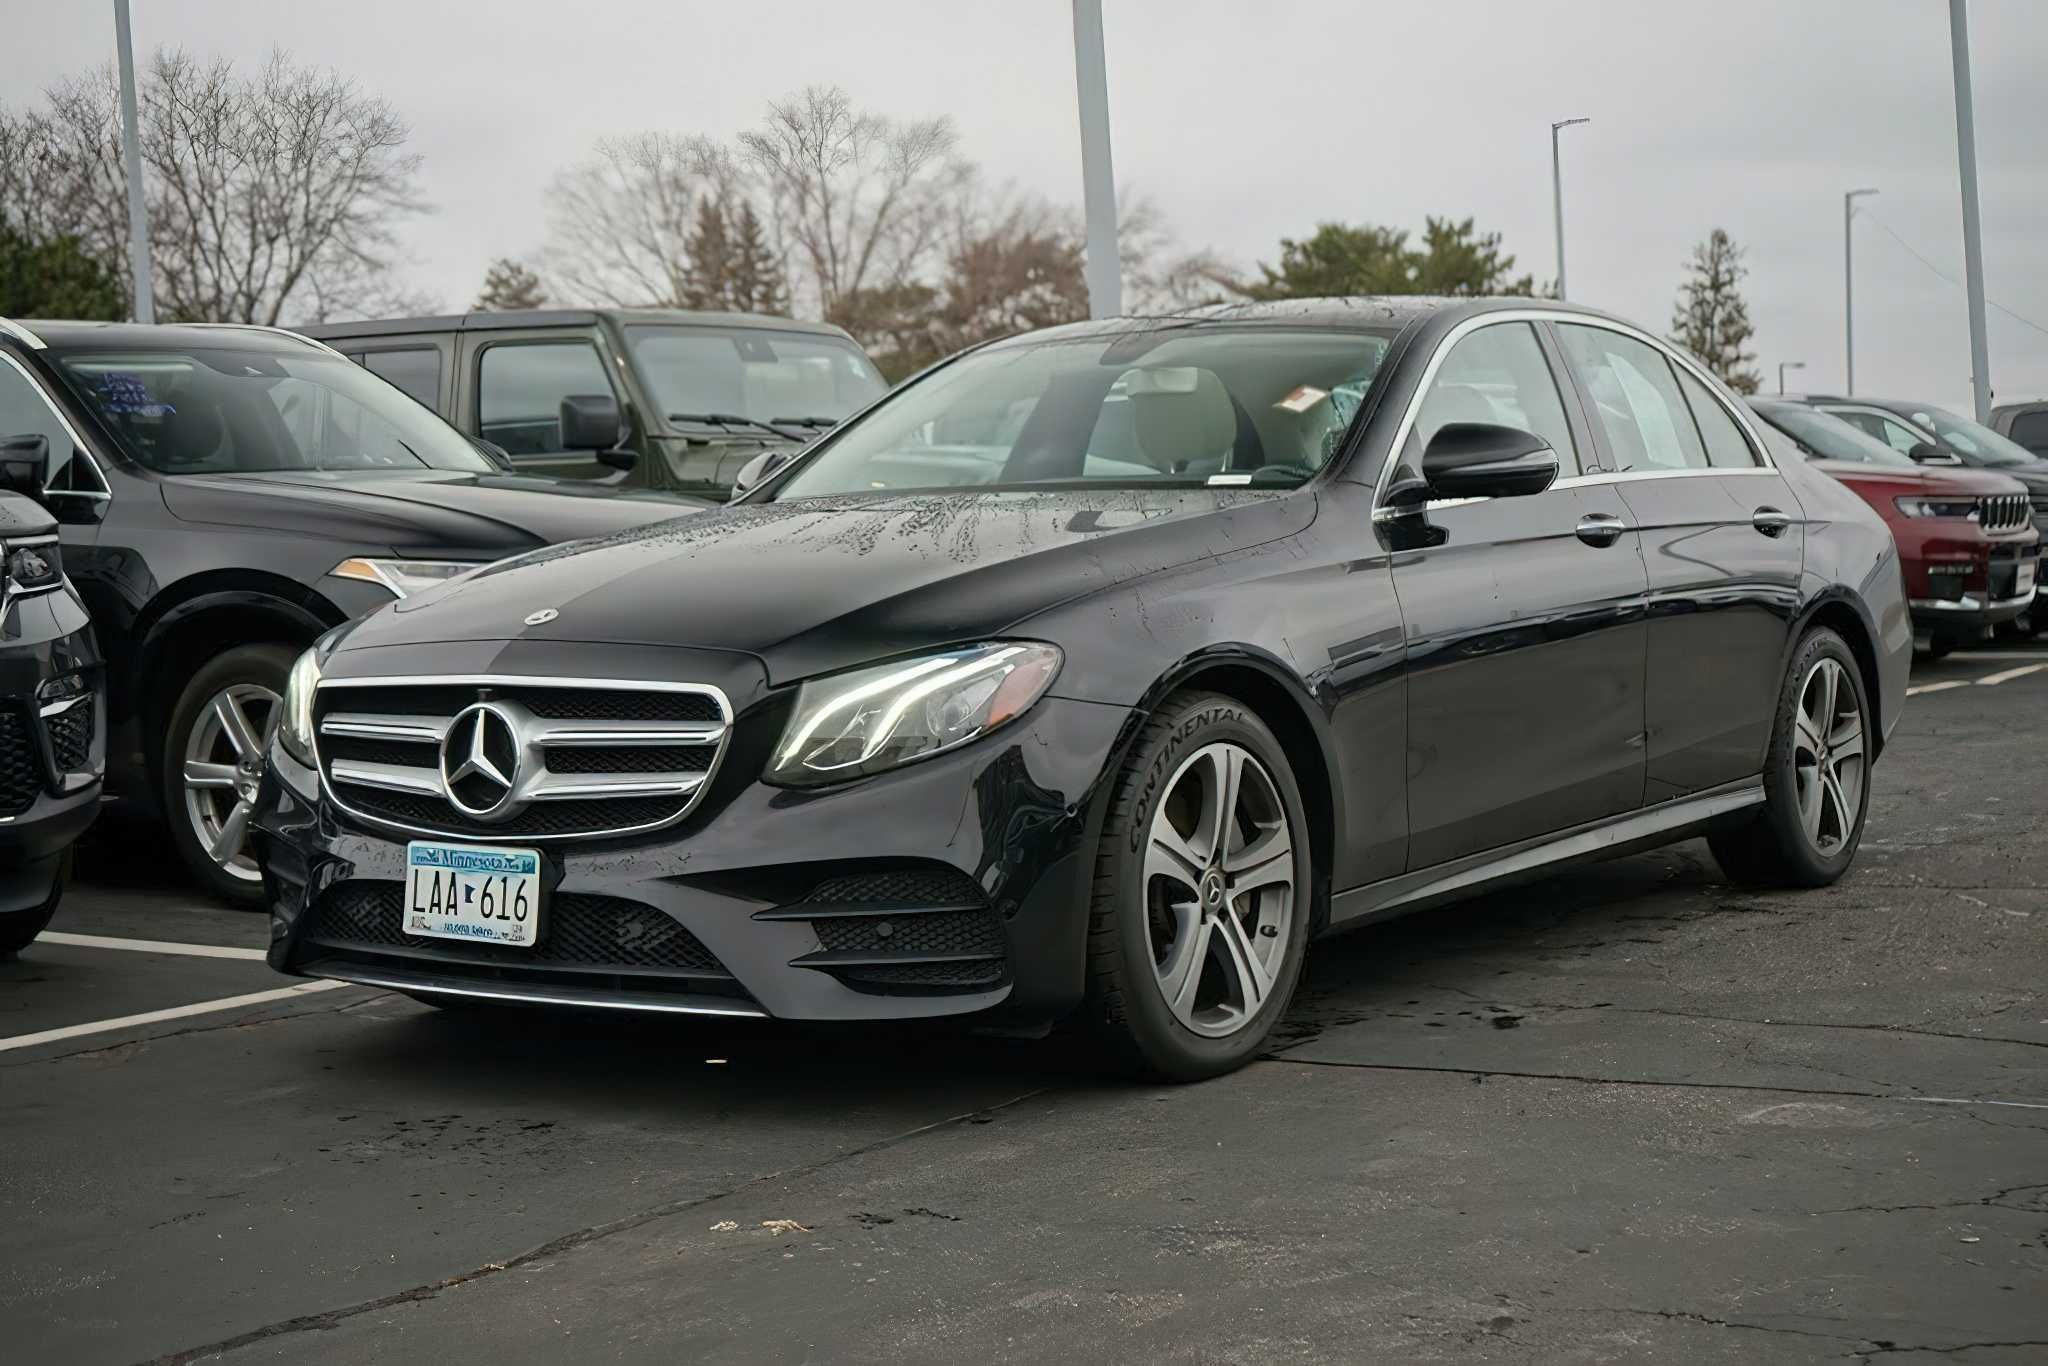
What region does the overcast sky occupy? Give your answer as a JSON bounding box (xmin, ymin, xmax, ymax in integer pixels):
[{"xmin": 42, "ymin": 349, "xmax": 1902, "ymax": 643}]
[{"xmin": 9, "ymin": 0, "xmax": 2047, "ymax": 411}]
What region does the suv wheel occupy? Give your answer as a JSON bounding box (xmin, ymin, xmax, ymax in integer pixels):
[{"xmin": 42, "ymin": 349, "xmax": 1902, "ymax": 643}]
[
  {"xmin": 1084, "ymin": 693, "xmax": 1312, "ymax": 1081},
  {"xmin": 1709, "ymin": 628, "xmax": 1872, "ymax": 888},
  {"xmin": 162, "ymin": 644, "xmax": 295, "ymax": 906}
]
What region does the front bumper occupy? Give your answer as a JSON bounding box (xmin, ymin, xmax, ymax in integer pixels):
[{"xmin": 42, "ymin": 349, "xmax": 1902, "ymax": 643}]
[
  {"xmin": 1906, "ymin": 535, "xmax": 2039, "ymax": 634},
  {"xmin": 0, "ymin": 600, "xmax": 105, "ymax": 914},
  {"xmin": 253, "ymin": 694, "xmax": 1132, "ymax": 1028}
]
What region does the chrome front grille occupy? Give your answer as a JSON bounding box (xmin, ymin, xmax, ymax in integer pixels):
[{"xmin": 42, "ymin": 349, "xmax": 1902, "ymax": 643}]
[
  {"xmin": 313, "ymin": 676, "xmax": 731, "ymax": 841},
  {"xmin": 1978, "ymin": 493, "xmax": 2030, "ymax": 531}
]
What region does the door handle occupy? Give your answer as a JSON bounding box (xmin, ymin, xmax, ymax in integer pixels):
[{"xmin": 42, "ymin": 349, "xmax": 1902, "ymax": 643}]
[
  {"xmin": 1752, "ymin": 507, "xmax": 1793, "ymax": 538},
  {"xmin": 1575, "ymin": 513, "xmax": 1628, "ymax": 547}
]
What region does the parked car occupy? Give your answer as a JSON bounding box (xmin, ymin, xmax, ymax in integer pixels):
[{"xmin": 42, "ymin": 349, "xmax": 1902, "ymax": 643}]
[
  {"xmin": 1988, "ymin": 400, "xmax": 2048, "ymax": 459},
  {"xmin": 1786, "ymin": 394, "xmax": 2048, "ymax": 538},
  {"xmin": 0, "ymin": 475, "xmax": 103, "ymax": 956},
  {"xmin": 0, "ymin": 316, "xmax": 704, "ymax": 904},
  {"xmin": 1749, "ymin": 400, "xmax": 2040, "ymax": 652},
  {"xmin": 254, "ymin": 298, "xmax": 1909, "ymax": 1080},
  {"xmin": 300, "ymin": 309, "xmax": 889, "ymax": 498}
]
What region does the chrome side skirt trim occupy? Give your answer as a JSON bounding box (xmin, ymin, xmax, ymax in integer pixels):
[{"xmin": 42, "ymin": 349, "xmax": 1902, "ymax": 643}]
[
  {"xmin": 299, "ymin": 960, "xmax": 769, "ymax": 1018},
  {"xmin": 1329, "ymin": 778, "xmax": 1766, "ymax": 928}
]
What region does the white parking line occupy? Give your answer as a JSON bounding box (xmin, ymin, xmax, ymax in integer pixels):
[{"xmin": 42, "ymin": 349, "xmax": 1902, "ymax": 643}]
[
  {"xmin": 0, "ymin": 980, "xmax": 348, "ymax": 1054},
  {"xmin": 38, "ymin": 931, "xmax": 269, "ymax": 961},
  {"xmin": 1976, "ymin": 662, "xmax": 2048, "ymax": 687},
  {"xmin": 1906, "ymin": 680, "xmax": 1972, "ymax": 696}
]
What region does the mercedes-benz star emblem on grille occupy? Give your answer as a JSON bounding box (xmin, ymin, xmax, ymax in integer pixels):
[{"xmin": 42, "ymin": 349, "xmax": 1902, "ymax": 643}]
[
  {"xmin": 524, "ymin": 608, "xmax": 559, "ymax": 626},
  {"xmin": 441, "ymin": 702, "xmax": 524, "ymax": 820}
]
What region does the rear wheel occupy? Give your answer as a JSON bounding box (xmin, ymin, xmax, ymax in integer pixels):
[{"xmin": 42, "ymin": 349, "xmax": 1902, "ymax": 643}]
[
  {"xmin": 1709, "ymin": 628, "xmax": 1872, "ymax": 888},
  {"xmin": 1083, "ymin": 693, "xmax": 1312, "ymax": 1081},
  {"xmin": 162, "ymin": 644, "xmax": 295, "ymax": 907}
]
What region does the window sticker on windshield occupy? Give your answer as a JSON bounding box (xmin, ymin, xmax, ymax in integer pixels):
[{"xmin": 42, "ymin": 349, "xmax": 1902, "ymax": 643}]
[
  {"xmin": 1208, "ymin": 473, "xmax": 1254, "ymax": 485},
  {"xmin": 93, "ymin": 372, "xmax": 175, "ymax": 417},
  {"xmin": 1274, "ymin": 385, "xmax": 1328, "ymax": 414}
]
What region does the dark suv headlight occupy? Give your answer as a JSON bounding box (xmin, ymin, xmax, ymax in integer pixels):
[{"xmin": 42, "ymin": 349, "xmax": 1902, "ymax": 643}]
[{"xmin": 766, "ymin": 642, "xmax": 1062, "ymax": 787}]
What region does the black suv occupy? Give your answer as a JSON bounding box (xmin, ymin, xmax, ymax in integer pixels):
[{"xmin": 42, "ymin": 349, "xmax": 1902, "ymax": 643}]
[
  {"xmin": 0, "ymin": 480, "xmax": 102, "ymax": 956},
  {"xmin": 301, "ymin": 309, "xmax": 888, "ymax": 497},
  {"xmin": 0, "ymin": 317, "xmax": 700, "ymax": 903}
]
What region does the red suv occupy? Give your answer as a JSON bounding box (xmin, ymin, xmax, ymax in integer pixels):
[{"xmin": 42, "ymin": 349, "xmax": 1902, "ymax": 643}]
[{"xmin": 1751, "ymin": 400, "xmax": 2039, "ymax": 655}]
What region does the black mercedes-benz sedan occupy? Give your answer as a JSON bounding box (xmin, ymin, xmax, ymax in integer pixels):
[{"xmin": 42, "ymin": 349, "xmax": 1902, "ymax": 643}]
[{"xmin": 253, "ymin": 298, "xmax": 1911, "ymax": 1079}]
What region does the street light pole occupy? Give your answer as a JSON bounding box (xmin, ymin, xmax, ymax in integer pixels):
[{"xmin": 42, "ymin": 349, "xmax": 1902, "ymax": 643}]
[
  {"xmin": 1949, "ymin": 0, "xmax": 1992, "ymax": 421},
  {"xmin": 1779, "ymin": 361, "xmax": 1805, "ymax": 396},
  {"xmin": 1071, "ymin": 0, "xmax": 1121, "ymax": 320},
  {"xmin": 1550, "ymin": 117, "xmax": 1589, "ymax": 300},
  {"xmin": 113, "ymin": 0, "xmax": 154, "ymax": 324},
  {"xmin": 1844, "ymin": 187, "xmax": 1878, "ymax": 395}
]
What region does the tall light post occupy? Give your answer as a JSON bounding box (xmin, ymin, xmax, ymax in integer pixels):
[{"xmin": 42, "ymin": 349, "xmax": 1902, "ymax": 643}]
[
  {"xmin": 1843, "ymin": 187, "xmax": 1878, "ymax": 394},
  {"xmin": 1779, "ymin": 361, "xmax": 1805, "ymax": 395},
  {"xmin": 1949, "ymin": 0, "xmax": 1992, "ymax": 420},
  {"xmin": 1071, "ymin": 0, "xmax": 1121, "ymax": 319},
  {"xmin": 1550, "ymin": 117, "xmax": 1590, "ymax": 300},
  {"xmin": 113, "ymin": 0, "xmax": 154, "ymax": 324}
]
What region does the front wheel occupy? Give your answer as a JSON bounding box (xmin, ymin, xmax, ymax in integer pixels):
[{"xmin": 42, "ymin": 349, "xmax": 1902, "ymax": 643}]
[
  {"xmin": 161, "ymin": 643, "xmax": 296, "ymax": 907},
  {"xmin": 1083, "ymin": 693, "xmax": 1313, "ymax": 1081},
  {"xmin": 1709, "ymin": 628, "xmax": 1872, "ymax": 888}
]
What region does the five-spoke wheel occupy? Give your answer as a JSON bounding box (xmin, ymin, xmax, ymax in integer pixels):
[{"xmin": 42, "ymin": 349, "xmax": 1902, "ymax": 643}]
[{"xmin": 161, "ymin": 643, "xmax": 297, "ymax": 905}]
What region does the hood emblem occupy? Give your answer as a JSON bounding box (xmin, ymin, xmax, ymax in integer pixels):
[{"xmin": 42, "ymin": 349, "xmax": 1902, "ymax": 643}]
[
  {"xmin": 441, "ymin": 703, "xmax": 523, "ymax": 820},
  {"xmin": 524, "ymin": 608, "xmax": 559, "ymax": 626}
]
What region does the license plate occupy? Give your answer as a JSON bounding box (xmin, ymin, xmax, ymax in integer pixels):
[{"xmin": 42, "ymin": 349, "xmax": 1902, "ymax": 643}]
[
  {"xmin": 2018, "ymin": 561, "xmax": 2037, "ymax": 596},
  {"xmin": 404, "ymin": 841, "xmax": 542, "ymax": 947}
]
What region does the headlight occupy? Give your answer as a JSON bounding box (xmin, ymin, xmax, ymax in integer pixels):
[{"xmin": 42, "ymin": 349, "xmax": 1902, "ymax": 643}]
[
  {"xmin": 329, "ymin": 557, "xmax": 487, "ymax": 598},
  {"xmin": 279, "ymin": 646, "xmax": 322, "ymax": 767},
  {"xmin": 1894, "ymin": 497, "xmax": 1979, "ymax": 520},
  {"xmin": 5, "ymin": 539, "xmax": 62, "ymax": 593},
  {"xmin": 766, "ymin": 642, "xmax": 1062, "ymax": 787}
]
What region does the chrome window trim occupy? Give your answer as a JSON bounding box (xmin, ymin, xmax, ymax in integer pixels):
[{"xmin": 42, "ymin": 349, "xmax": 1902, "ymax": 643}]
[
  {"xmin": 0, "ymin": 350, "xmax": 113, "ymax": 501},
  {"xmin": 311, "ymin": 674, "xmax": 735, "ymax": 844},
  {"xmin": 0, "ymin": 318, "xmax": 47, "ymax": 350},
  {"xmin": 1370, "ymin": 310, "xmax": 1780, "ymax": 516}
]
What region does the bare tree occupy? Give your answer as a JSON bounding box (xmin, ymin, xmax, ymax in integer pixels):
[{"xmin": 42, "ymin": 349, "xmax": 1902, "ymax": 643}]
[
  {"xmin": 0, "ymin": 48, "xmax": 425, "ymax": 324},
  {"xmin": 1116, "ymin": 194, "xmax": 1240, "ymax": 314},
  {"xmin": 542, "ymin": 132, "xmax": 739, "ymax": 308},
  {"xmin": 738, "ymin": 85, "xmax": 967, "ymax": 332}
]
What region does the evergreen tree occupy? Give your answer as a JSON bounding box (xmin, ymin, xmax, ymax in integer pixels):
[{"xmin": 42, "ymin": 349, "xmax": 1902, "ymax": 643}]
[
  {"xmin": 680, "ymin": 200, "xmax": 734, "ymax": 310},
  {"xmin": 726, "ymin": 202, "xmax": 788, "ymax": 315},
  {"xmin": 472, "ymin": 257, "xmax": 545, "ymax": 311},
  {"xmin": 683, "ymin": 200, "xmax": 787, "ymax": 315},
  {"xmin": 0, "ymin": 215, "xmax": 124, "ymax": 320},
  {"xmin": 1671, "ymin": 229, "xmax": 1761, "ymax": 394},
  {"xmin": 1243, "ymin": 217, "xmax": 1533, "ymax": 299}
]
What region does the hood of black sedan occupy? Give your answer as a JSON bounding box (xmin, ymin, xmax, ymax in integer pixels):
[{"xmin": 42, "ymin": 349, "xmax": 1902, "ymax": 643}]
[
  {"xmin": 160, "ymin": 469, "xmax": 706, "ymax": 555},
  {"xmin": 334, "ymin": 488, "xmax": 1317, "ymax": 683}
]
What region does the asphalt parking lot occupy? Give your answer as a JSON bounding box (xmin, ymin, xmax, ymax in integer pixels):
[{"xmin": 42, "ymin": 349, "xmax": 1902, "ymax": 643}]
[{"xmin": 3, "ymin": 650, "xmax": 2045, "ymax": 1366}]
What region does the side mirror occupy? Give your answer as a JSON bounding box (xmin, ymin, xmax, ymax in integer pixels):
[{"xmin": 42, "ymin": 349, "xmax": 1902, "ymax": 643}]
[
  {"xmin": 1907, "ymin": 441, "xmax": 1959, "ymax": 465},
  {"xmin": 559, "ymin": 394, "xmax": 625, "ymax": 451},
  {"xmin": 730, "ymin": 449, "xmax": 794, "ymax": 501},
  {"xmin": 1418, "ymin": 423, "xmax": 1559, "ymax": 501},
  {"xmin": 0, "ymin": 434, "xmax": 49, "ymax": 501}
]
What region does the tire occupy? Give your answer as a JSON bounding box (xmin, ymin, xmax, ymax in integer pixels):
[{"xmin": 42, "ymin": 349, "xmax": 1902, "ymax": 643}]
[
  {"xmin": 1709, "ymin": 628, "xmax": 1873, "ymax": 889},
  {"xmin": 0, "ymin": 851, "xmax": 67, "ymax": 958},
  {"xmin": 1082, "ymin": 692, "xmax": 1314, "ymax": 1081},
  {"xmin": 1919, "ymin": 634, "xmax": 1954, "ymax": 661},
  {"xmin": 161, "ymin": 643, "xmax": 297, "ymax": 908}
]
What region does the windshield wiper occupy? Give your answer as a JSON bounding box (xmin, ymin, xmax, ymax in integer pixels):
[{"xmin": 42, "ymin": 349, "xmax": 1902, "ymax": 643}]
[
  {"xmin": 668, "ymin": 412, "xmax": 808, "ymax": 442},
  {"xmin": 771, "ymin": 415, "xmax": 839, "ymax": 430}
]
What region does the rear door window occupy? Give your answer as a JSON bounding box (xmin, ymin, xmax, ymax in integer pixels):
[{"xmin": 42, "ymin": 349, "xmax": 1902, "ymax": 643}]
[
  {"xmin": 363, "ymin": 348, "xmax": 442, "ymax": 413},
  {"xmin": 477, "ymin": 340, "xmax": 616, "ymax": 457},
  {"xmin": 1674, "ymin": 368, "xmax": 1760, "ymax": 468},
  {"xmin": 1556, "ymin": 325, "xmax": 1707, "ymax": 472}
]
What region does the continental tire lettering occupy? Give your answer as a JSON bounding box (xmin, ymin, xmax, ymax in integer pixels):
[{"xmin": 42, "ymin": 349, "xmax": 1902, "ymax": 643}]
[{"xmin": 1126, "ymin": 704, "xmax": 1246, "ymax": 852}]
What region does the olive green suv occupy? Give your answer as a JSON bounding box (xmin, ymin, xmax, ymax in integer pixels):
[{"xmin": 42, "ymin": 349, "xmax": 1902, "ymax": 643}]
[{"xmin": 302, "ymin": 309, "xmax": 887, "ymax": 496}]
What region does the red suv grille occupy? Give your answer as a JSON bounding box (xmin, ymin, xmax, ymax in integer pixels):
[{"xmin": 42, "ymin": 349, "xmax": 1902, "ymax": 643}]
[{"xmin": 1979, "ymin": 493, "xmax": 2030, "ymax": 531}]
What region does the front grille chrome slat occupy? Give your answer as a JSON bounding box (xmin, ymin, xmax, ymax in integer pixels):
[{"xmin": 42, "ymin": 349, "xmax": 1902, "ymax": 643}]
[
  {"xmin": 313, "ymin": 674, "xmax": 732, "ymax": 842},
  {"xmin": 1978, "ymin": 494, "xmax": 2029, "ymax": 532}
]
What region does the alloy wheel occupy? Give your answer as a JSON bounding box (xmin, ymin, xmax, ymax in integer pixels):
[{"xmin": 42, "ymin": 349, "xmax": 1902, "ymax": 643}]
[
  {"xmin": 182, "ymin": 683, "xmax": 280, "ymax": 883},
  {"xmin": 1791, "ymin": 657, "xmax": 1865, "ymax": 856},
  {"xmin": 1143, "ymin": 741, "xmax": 1298, "ymax": 1038}
]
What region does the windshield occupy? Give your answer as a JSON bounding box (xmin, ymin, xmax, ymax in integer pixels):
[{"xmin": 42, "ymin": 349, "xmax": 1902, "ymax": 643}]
[
  {"xmin": 53, "ymin": 346, "xmax": 493, "ymax": 475},
  {"xmin": 1907, "ymin": 404, "xmax": 2041, "ymax": 468},
  {"xmin": 772, "ymin": 326, "xmax": 1395, "ymax": 499},
  {"xmin": 626, "ymin": 326, "xmax": 886, "ymax": 433},
  {"xmin": 1752, "ymin": 404, "xmax": 1916, "ymax": 467}
]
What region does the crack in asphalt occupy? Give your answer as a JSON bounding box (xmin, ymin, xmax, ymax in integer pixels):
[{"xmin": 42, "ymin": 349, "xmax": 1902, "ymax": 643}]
[
  {"xmin": 139, "ymin": 1086, "xmax": 1051, "ymax": 1366},
  {"xmin": 1802, "ymin": 1183, "xmax": 2048, "ymax": 1216}
]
